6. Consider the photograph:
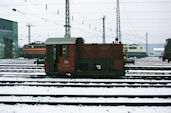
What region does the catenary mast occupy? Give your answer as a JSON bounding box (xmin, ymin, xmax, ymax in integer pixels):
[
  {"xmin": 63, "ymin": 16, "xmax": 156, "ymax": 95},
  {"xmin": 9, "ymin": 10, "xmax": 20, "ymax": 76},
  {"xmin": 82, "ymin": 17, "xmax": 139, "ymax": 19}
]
[
  {"xmin": 103, "ymin": 16, "xmax": 106, "ymax": 43},
  {"xmin": 115, "ymin": 0, "xmax": 121, "ymax": 43},
  {"xmin": 27, "ymin": 24, "xmax": 31, "ymax": 44},
  {"xmin": 64, "ymin": 0, "xmax": 71, "ymax": 38}
]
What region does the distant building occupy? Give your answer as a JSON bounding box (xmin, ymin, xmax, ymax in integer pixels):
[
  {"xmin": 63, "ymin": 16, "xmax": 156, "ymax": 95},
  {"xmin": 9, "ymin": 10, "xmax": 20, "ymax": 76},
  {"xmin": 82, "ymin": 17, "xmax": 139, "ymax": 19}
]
[{"xmin": 0, "ymin": 18, "xmax": 18, "ymax": 58}]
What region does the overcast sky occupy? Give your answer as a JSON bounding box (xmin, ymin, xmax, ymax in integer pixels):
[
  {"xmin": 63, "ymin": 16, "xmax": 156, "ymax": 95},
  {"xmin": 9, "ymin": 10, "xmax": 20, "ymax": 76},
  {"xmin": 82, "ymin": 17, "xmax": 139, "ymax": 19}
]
[{"xmin": 0, "ymin": 0, "xmax": 171, "ymax": 46}]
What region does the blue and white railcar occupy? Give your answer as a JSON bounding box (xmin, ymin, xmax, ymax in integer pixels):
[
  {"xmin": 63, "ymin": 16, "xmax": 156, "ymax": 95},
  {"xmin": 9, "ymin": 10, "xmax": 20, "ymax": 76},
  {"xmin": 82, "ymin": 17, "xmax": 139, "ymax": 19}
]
[{"xmin": 123, "ymin": 44, "xmax": 147, "ymax": 58}]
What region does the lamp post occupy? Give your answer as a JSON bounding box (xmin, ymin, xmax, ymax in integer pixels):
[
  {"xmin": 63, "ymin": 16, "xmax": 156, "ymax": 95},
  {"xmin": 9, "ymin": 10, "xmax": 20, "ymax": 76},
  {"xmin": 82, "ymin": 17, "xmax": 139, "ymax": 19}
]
[
  {"xmin": 12, "ymin": 8, "xmax": 31, "ymax": 44},
  {"xmin": 12, "ymin": 8, "xmax": 25, "ymax": 15}
]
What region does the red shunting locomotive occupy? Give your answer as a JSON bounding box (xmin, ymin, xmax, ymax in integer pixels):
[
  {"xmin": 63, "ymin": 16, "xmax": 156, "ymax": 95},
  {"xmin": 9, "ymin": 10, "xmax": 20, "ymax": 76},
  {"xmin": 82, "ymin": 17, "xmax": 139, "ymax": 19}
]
[{"xmin": 44, "ymin": 37, "xmax": 125, "ymax": 78}]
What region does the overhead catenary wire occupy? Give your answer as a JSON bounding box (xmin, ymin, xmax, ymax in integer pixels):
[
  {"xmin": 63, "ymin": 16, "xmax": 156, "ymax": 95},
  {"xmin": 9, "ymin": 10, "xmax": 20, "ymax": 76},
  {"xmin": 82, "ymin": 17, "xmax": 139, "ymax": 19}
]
[
  {"xmin": 1, "ymin": 0, "xmax": 170, "ymax": 45},
  {"xmin": 2, "ymin": 1, "xmax": 171, "ymax": 6}
]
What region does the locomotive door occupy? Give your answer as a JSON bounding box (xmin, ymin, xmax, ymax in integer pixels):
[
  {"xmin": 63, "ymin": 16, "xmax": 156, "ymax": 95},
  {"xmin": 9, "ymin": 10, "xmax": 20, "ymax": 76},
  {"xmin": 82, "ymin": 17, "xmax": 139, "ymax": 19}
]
[
  {"xmin": 58, "ymin": 44, "xmax": 75, "ymax": 73},
  {"xmin": 53, "ymin": 46, "xmax": 58, "ymax": 72},
  {"xmin": 46, "ymin": 45, "xmax": 58, "ymax": 73}
]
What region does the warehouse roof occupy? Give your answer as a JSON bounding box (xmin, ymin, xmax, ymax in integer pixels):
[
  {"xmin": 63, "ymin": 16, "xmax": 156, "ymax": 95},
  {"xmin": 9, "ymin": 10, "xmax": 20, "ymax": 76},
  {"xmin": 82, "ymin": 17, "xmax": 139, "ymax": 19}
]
[{"xmin": 45, "ymin": 37, "xmax": 82, "ymax": 45}]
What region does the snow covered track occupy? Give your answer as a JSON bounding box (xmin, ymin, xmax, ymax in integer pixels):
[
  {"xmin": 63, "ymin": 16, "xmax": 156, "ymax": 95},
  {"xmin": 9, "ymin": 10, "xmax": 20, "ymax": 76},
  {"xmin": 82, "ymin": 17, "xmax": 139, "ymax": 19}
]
[
  {"xmin": 0, "ymin": 79, "xmax": 170, "ymax": 84},
  {"xmin": 0, "ymin": 101, "xmax": 170, "ymax": 106},
  {"xmin": 126, "ymin": 65, "xmax": 171, "ymax": 70},
  {"xmin": 0, "ymin": 69, "xmax": 44, "ymax": 74},
  {"xmin": 0, "ymin": 82, "xmax": 171, "ymax": 88},
  {"xmin": 127, "ymin": 70, "xmax": 171, "ymax": 74},
  {"xmin": 0, "ymin": 94, "xmax": 171, "ymax": 106},
  {"xmin": 0, "ymin": 64, "xmax": 44, "ymax": 69},
  {"xmin": 0, "ymin": 74, "xmax": 171, "ymax": 80},
  {"xmin": 0, "ymin": 94, "xmax": 171, "ymax": 98},
  {"xmin": 124, "ymin": 75, "xmax": 171, "ymax": 80},
  {"xmin": 0, "ymin": 58, "xmax": 171, "ymax": 111}
]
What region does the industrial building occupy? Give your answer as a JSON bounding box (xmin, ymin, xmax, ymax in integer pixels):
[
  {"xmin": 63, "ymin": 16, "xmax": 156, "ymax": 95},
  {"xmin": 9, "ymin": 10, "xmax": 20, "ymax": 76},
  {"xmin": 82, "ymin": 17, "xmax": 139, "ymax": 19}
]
[{"xmin": 0, "ymin": 18, "xmax": 18, "ymax": 58}]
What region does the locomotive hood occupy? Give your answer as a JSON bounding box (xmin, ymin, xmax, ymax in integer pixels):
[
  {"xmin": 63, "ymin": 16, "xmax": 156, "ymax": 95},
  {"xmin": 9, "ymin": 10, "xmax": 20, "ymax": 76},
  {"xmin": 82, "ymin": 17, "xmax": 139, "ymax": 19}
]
[{"xmin": 45, "ymin": 37, "xmax": 83, "ymax": 45}]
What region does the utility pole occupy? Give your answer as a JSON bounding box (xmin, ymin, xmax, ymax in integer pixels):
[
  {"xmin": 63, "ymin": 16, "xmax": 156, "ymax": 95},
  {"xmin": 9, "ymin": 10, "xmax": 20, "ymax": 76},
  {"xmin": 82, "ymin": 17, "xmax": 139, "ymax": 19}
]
[
  {"xmin": 146, "ymin": 32, "xmax": 148, "ymax": 56},
  {"xmin": 102, "ymin": 16, "xmax": 106, "ymax": 43},
  {"xmin": 27, "ymin": 24, "xmax": 31, "ymax": 44},
  {"xmin": 116, "ymin": 0, "xmax": 121, "ymax": 44},
  {"xmin": 64, "ymin": 0, "xmax": 71, "ymax": 38}
]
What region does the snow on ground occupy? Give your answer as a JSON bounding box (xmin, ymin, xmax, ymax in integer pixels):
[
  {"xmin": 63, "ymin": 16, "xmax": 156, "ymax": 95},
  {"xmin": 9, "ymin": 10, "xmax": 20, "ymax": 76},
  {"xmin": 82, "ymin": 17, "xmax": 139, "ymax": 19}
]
[
  {"xmin": 0, "ymin": 72, "xmax": 45, "ymax": 75},
  {"xmin": 127, "ymin": 70, "xmax": 171, "ymax": 73},
  {"xmin": 0, "ymin": 86, "xmax": 171, "ymax": 95},
  {"xmin": 0, "ymin": 96, "xmax": 171, "ymax": 103},
  {"xmin": 0, "ymin": 77, "xmax": 171, "ymax": 83},
  {"xmin": 128, "ymin": 57, "xmax": 171, "ymax": 66},
  {"xmin": 0, "ymin": 57, "xmax": 171, "ymax": 113},
  {"xmin": 0, "ymin": 58, "xmax": 36, "ymax": 64},
  {"xmin": 1, "ymin": 82, "xmax": 171, "ymax": 86},
  {"xmin": 0, "ymin": 104, "xmax": 170, "ymax": 113}
]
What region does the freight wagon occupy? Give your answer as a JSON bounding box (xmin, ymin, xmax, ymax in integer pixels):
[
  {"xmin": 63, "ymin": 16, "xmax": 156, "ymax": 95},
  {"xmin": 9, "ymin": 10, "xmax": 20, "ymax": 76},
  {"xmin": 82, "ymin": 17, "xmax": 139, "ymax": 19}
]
[{"xmin": 44, "ymin": 37, "xmax": 125, "ymax": 78}]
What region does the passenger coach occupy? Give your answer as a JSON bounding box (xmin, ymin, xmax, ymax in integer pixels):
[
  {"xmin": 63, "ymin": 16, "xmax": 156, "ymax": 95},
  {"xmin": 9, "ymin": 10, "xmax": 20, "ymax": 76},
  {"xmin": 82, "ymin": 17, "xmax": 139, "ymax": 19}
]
[{"xmin": 44, "ymin": 37, "xmax": 125, "ymax": 78}]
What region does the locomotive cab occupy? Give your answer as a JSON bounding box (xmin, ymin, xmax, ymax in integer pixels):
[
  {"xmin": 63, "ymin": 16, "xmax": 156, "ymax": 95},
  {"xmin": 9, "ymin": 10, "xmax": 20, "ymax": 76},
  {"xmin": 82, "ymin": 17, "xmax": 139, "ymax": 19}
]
[{"xmin": 44, "ymin": 37, "xmax": 83, "ymax": 76}]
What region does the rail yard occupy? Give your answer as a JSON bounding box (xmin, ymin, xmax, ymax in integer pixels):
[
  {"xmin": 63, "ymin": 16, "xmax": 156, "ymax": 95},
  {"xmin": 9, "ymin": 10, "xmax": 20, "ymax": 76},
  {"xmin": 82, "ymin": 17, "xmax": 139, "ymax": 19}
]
[
  {"xmin": 0, "ymin": 57, "xmax": 170, "ymax": 113},
  {"xmin": 0, "ymin": 0, "xmax": 171, "ymax": 112}
]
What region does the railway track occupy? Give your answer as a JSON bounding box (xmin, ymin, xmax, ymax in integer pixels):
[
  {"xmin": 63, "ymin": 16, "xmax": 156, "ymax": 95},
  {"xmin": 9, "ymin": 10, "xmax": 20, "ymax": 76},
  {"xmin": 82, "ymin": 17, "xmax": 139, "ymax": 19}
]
[
  {"xmin": 0, "ymin": 66, "xmax": 44, "ymax": 70},
  {"xmin": 0, "ymin": 80, "xmax": 171, "ymax": 88},
  {"xmin": 0, "ymin": 64, "xmax": 171, "ymax": 80},
  {"xmin": 0, "ymin": 74, "xmax": 171, "ymax": 80},
  {"xmin": 0, "ymin": 94, "xmax": 170, "ymax": 106},
  {"xmin": 0, "ymin": 69, "xmax": 44, "ymax": 73},
  {"xmin": 0, "ymin": 64, "xmax": 171, "ymax": 71},
  {"xmin": 1, "ymin": 101, "xmax": 170, "ymax": 106},
  {"xmin": 124, "ymin": 75, "xmax": 171, "ymax": 80},
  {"xmin": 1, "ymin": 69, "xmax": 171, "ymax": 75},
  {"xmin": 127, "ymin": 70, "xmax": 171, "ymax": 74},
  {"xmin": 0, "ymin": 64, "xmax": 43, "ymax": 66},
  {"xmin": 126, "ymin": 65, "xmax": 171, "ymax": 70},
  {"xmin": 0, "ymin": 58, "xmax": 171, "ymax": 108},
  {"xmin": 0, "ymin": 79, "xmax": 170, "ymax": 84},
  {"xmin": 1, "ymin": 94, "xmax": 170, "ymax": 98},
  {"xmin": 0, "ymin": 64, "xmax": 44, "ymax": 70},
  {"xmin": 0, "ymin": 83, "xmax": 171, "ymax": 88}
]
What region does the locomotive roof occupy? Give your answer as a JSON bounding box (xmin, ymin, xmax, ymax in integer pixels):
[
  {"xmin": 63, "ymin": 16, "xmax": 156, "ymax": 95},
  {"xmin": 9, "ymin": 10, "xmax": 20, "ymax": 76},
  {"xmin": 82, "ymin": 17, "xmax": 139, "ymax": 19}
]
[{"xmin": 45, "ymin": 37, "xmax": 82, "ymax": 45}]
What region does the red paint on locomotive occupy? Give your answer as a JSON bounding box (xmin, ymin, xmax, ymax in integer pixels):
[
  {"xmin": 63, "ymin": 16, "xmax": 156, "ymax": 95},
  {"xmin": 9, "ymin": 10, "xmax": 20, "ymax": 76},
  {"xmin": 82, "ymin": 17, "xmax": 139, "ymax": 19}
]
[
  {"xmin": 44, "ymin": 38, "xmax": 125, "ymax": 78},
  {"xmin": 58, "ymin": 45, "xmax": 75, "ymax": 72}
]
